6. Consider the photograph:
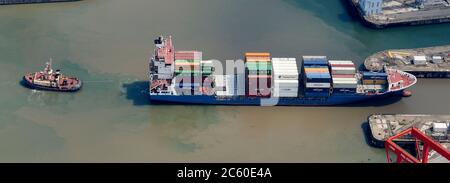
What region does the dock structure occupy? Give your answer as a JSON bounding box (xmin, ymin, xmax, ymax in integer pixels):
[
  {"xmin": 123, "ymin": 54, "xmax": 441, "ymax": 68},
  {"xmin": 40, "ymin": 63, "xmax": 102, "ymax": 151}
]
[
  {"xmin": 368, "ymin": 114, "xmax": 450, "ymax": 148},
  {"xmin": 364, "ymin": 45, "xmax": 450, "ymax": 78},
  {"xmin": 349, "ymin": 0, "xmax": 450, "ymax": 28},
  {"xmin": 0, "ymin": 0, "xmax": 79, "ymax": 5}
]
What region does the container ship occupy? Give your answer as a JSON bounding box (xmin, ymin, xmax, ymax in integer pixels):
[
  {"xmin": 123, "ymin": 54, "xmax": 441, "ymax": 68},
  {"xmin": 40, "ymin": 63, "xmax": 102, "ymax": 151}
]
[{"xmin": 148, "ymin": 36, "xmax": 417, "ymax": 106}]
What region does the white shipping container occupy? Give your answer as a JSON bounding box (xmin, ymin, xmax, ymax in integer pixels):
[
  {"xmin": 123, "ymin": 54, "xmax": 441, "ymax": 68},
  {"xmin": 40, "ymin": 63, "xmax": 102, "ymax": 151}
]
[
  {"xmin": 216, "ymin": 91, "xmax": 234, "ymax": 96},
  {"xmin": 272, "ymin": 58, "xmax": 296, "ymax": 61},
  {"xmin": 274, "ymin": 75, "xmax": 299, "ymax": 80},
  {"xmin": 273, "ymin": 94, "xmax": 298, "ymax": 98},
  {"xmin": 273, "ymin": 65, "xmax": 299, "ymax": 69},
  {"xmin": 331, "ymin": 68, "xmax": 356, "ymax": 75},
  {"xmin": 273, "ymin": 65, "xmax": 298, "ymax": 70},
  {"xmin": 236, "ymin": 74, "xmax": 246, "ymax": 96},
  {"xmin": 273, "ymin": 66, "xmax": 298, "ymax": 69},
  {"xmin": 329, "ymin": 60, "xmax": 354, "ymax": 64},
  {"xmin": 333, "ymin": 78, "xmax": 358, "ymax": 82},
  {"xmin": 433, "ymin": 123, "xmax": 448, "ymax": 133},
  {"xmin": 274, "ymin": 80, "xmax": 299, "ymax": 84},
  {"xmin": 331, "ymin": 67, "xmax": 356, "ymax": 71},
  {"xmin": 226, "ymin": 75, "xmax": 235, "ymax": 92},
  {"xmin": 273, "ymin": 89, "xmax": 298, "ymax": 92},
  {"xmin": 306, "ymin": 83, "xmax": 331, "ymax": 88},
  {"xmin": 201, "ymin": 60, "xmax": 214, "ymax": 64},
  {"xmin": 214, "ymin": 75, "xmax": 226, "ymax": 87}
]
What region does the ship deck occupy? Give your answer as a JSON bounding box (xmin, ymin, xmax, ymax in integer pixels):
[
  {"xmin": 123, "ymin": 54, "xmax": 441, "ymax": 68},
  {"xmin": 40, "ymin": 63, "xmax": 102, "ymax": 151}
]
[{"xmin": 387, "ymin": 69, "xmax": 416, "ymax": 91}]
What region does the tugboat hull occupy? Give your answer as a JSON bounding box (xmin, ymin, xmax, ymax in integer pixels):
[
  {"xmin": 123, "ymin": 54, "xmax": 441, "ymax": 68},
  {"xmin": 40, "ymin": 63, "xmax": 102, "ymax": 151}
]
[{"xmin": 22, "ymin": 74, "xmax": 82, "ymax": 92}]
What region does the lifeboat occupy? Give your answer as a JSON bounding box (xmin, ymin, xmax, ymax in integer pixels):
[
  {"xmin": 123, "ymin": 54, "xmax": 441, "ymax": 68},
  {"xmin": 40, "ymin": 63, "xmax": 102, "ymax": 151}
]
[{"xmin": 23, "ymin": 60, "xmax": 82, "ymax": 92}]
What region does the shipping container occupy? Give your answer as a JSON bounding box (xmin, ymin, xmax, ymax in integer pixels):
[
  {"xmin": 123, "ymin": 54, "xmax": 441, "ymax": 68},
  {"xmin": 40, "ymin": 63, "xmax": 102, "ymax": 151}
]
[
  {"xmin": 273, "ymin": 74, "xmax": 299, "ymax": 80},
  {"xmin": 329, "ymin": 61, "xmax": 355, "ymax": 67},
  {"xmin": 413, "ymin": 56, "xmax": 427, "ymax": 65},
  {"xmin": 235, "ymin": 74, "xmax": 246, "ymax": 96},
  {"xmin": 304, "ymin": 68, "xmax": 330, "ymax": 73},
  {"xmin": 362, "ymin": 80, "xmax": 387, "ymax": 85},
  {"xmin": 362, "ymin": 72, "xmax": 388, "ymax": 79},
  {"xmin": 246, "ymin": 57, "xmax": 271, "ymax": 62},
  {"xmin": 245, "ymin": 52, "xmax": 270, "ymax": 57},
  {"xmin": 215, "ymin": 75, "xmax": 227, "ymax": 87},
  {"xmin": 331, "ymin": 67, "xmax": 356, "ymax": 75},
  {"xmin": 332, "ymin": 77, "xmax": 358, "ymax": 82},
  {"xmin": 333, "ymin": 88, "xmax": 357, "ymax": 94},
  {"xmin": 328, "ymin": 60, "xmax": 354, "ymax": 64},
  {"xmin": 272, "ymin": 91, "xmax": 298, "ymax": 98},
  {"xmin": 303, "ymin": 56, "xmax": 328, "ymax": 66},
  {"xmin": 362, "ymin": 85, "xmax": 384, "ymax": 91},
  {"xmin": 306, "ymin": 82, "xmax": 331, "ymax": 88},
  {"xmin": 332, "ymin": 74, "xmax": 356, "ymax": 79},
  {"xmin": 333, "ymin": 83, "xmax": 357, "ymax": 89}
]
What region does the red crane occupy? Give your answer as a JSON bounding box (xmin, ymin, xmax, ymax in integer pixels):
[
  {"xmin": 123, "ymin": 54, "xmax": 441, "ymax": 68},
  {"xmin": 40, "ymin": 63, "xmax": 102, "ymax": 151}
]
[{"xmin": 385, "ymin": 128, "xmax": 450, "ymax": 163}]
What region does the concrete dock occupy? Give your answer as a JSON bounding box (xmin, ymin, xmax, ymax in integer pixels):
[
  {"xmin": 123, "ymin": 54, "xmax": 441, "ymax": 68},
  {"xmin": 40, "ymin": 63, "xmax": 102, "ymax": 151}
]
[
  {"xmin": 368, "ymin": 114, "xmax": 450, "ymax": 148},
  {"xmin": 364, "ymin": 45, "xmax": 450, "ymax": 78},
  {"xmin": 349, "ymin": 0, "xmax": 450, "ymax": 28}
]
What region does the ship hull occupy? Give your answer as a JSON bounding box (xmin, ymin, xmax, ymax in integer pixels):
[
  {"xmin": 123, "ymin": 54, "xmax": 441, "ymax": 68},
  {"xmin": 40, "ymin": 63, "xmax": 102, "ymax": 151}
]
[
  {"xmin": 22, "ymin": 76, "xmax": 82, "ymax": 92},
  {"xmin": 149, "ymin": 90, "xmax": 403, "ymax": 106}
]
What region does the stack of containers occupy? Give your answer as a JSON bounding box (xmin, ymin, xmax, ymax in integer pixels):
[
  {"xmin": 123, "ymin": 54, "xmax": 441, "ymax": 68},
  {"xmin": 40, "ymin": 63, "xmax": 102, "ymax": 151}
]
[
  {"xmin": 272, "ymin": 58, "xmax": 299, "ymax": 97},
  {"xmin": 302, "ymin": 56, "xmax": 331, "ymax": 98},
  {"xmin": 329, "ymin": 60, "xmax": 358, "ymax": 94},
  {"xmin": 174, "ymin": 51, "xmax": 202, "ymax": 95},
  {"xmin": 200, "ymin": 60, "xmax": 214, "ymax": 92},
  {"xmin": 215, "ymin": 75, "xmax": 235, "ymax": 96},
  {"xmin": 362, "ymin": 72, "xmax": 388, "ymax": 85},
  {"xmin": 245, "ymin": 53, "xmax": 272, "ymax": 97}
]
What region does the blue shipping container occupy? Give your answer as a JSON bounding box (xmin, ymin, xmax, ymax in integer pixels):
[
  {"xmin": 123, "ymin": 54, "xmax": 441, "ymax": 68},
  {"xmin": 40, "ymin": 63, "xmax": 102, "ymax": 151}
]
[
  {"xmin": 362, "ymin": 72, "xmax": 388, "ymax": 80},
  {"xmin": 332, "ymin": 88, "xmax": 357, "ymax": 94},
  {"xmin": 305, "ymin": 73, "xmax": 331, "ymax": 83},
  {"xmin": 303, "ymin": 61, "xmax": 328, "ymax": 66},
  {"xmin": 305, "ymin": 88, "xmax": 330, "ymax": 93}
]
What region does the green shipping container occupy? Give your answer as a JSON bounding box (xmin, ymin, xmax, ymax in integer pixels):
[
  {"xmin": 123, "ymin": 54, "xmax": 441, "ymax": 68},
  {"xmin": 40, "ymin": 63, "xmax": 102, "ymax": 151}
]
[{"xmin": 246, "ymin": 62, "xmax": 272, "ymax": 71}]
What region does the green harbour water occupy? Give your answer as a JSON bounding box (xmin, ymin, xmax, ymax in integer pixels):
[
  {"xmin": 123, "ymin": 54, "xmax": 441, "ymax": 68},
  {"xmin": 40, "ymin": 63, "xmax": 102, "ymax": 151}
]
[{"xmin": 0, "ymin": 0, "xmax": 450, "ymax": 162}]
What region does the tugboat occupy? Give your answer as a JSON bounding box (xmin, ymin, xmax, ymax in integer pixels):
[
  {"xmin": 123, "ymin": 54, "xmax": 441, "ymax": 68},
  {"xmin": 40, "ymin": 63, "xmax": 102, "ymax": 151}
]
[{"xmin": 23, "ymin": 60, "xmax": 82, "ymax": 92}]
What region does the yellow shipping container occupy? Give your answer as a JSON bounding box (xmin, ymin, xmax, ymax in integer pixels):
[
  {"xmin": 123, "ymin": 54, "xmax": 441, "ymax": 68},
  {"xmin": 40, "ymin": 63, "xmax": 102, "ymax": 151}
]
[
  {"xmin": 362, "ymin": 80, "xmax": 386, "ymax": 85},
  {"xmin": 246, "ymin": 57, "xmax": 271, "ymax": 62},
  {"xmin": 304, "ymin": 68, "xmax": 329, "ymax": 73}
]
